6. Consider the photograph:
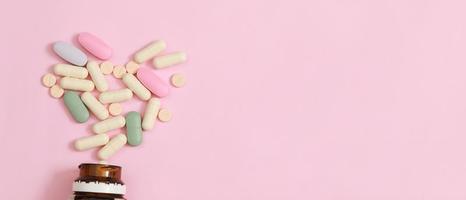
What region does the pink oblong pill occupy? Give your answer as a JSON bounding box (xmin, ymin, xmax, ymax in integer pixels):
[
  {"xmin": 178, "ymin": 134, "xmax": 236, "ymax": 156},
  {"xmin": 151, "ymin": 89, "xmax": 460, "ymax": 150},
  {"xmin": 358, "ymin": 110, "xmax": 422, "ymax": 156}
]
[
  {"xmin": 77, "ymin": 32, "xmax": 113, "ymax": 60},
  {"xmin": 136, "ymin": 68, "xmax": 170, "ymax": 97}
]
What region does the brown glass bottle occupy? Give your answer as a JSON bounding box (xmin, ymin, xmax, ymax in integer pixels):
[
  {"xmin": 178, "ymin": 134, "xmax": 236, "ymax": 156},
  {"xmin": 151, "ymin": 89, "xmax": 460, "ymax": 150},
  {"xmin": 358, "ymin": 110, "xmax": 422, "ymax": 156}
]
[{"xmin": 71, "ymin": 163, "xmax": 126, "ymax": 200}]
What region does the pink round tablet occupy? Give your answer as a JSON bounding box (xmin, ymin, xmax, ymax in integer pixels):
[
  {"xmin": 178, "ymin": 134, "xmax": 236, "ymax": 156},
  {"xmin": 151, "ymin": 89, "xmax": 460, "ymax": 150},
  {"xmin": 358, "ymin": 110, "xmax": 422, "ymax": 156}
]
[
  {"xmin": 77, "ymin": 32, "xmax": 112, "ymax": 60},
  {"xmin": 137, "ymin": 68, "xmax": 170, "ymax": 97}
]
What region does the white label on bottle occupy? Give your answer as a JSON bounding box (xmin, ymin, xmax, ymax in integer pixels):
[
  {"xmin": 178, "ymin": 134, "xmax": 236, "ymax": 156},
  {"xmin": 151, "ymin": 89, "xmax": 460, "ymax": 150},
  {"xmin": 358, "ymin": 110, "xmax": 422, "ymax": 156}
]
[{"xmin": 72, "ymin": 181, "xmax": 126, "ymax": 195}]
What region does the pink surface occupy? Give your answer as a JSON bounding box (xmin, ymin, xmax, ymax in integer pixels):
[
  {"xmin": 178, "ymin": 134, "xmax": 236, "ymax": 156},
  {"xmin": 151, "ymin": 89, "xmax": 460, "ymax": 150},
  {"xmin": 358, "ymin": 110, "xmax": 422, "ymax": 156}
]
[{"xmin": 1, "ymin": 0, "xmax": 466, "ymax": 199}]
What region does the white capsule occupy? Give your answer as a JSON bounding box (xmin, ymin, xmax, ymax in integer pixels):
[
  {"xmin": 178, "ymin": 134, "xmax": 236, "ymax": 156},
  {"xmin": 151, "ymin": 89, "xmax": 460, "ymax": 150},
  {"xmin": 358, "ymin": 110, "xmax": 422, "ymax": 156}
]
[
  {"xmin": 98, "ymin": 89, "xmax": 133, "ymax": 104},
  {"xmin": 153, "ymin": 52, "xmax": 187, "ymax": 69},
  {"xmin": 142, "ymin": 98, "xmax": 161, "ymax": 131},
  {"xmin": 98, "ymin": 134, "xmax": 127, "ymax": 160},
  {"xmin": 81, "ymin": 92, "xmax": 109, "ymax": 120},
  {"xmin": 74, "ymin": 134, "xmax": 110, "ymax": 151},
  {"xmin": 122, "ymin": 73, "xmax": 151, "ymax": 101},
  {"xmin": 53, "ymin": 63, "xmax": 88, "ymax": 79},
  {"xmin": 92, "ymin": 116, "xmax": 126, "ymax": 134},
  {"xmin": 86, "ymin": 61, "xmax": 108, "ymax": 92},
  {"xmin": 133, "ymin": 40, "xmax": 166, "ymax": 63},
  {"xmin": 60, "ymin": 77, "xmax": 94, "ymax": 92}
]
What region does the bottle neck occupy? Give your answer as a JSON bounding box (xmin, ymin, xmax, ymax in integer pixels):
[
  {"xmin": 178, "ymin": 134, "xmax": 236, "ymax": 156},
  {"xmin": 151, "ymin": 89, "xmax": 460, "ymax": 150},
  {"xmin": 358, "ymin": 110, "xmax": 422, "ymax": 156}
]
[{"xmin": 73, "ymin": 163, "xmax": 126, "ymax": 196}]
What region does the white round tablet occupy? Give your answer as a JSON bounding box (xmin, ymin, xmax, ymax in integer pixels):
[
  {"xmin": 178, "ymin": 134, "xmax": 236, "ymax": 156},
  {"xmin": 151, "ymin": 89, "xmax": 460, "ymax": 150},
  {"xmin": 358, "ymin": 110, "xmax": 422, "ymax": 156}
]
[
  {"xmin": 108, "ymin": 103, "xmax": 123, "ymax": 116},
  {"xmin": 158, "ymin": 108, "xmax": 172, "ymax": 122},
  {"xmin": 113, "ymin": 65, "xmax": 127, "ymax": 79},
  {"xmin": 42, "ymin": 73, "xmax": 57, "ymax": 88},
  {"xmin": 170, "ymin": 73, "xmax": 186, "ymax": 88},
  {"xmin": 100, "ymin": 61, "xmax": 114, "ymax": 75},
  {"xmin": 125, "ymin": 61, "xmax": 140, "ymax": 74},
  {"xmin": 50, "ymin": 85, "xmax": 64, "ymax": 98}
]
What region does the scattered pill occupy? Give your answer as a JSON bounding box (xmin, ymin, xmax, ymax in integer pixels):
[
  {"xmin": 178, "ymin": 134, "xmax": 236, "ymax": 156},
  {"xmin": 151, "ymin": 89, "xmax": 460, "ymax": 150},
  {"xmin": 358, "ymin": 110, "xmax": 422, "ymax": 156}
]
[
  {"xmin": 50, "ymin": 85, "xmax": 64, "ymax": 98},
  {"xmin": 92, "ymin": 116, "xmax": 126, "ymax": 134},
  {"xmin": 134, "ymin": 40, "xmax": 166, "ymax": 63},
  {"xmin": 113, "ymin": 65, "xmax": 127, "ymax": 79},
  {"xmin": 99, "ymin": 89, "xmax": 133, "ymax": 104},
  {"xmin": 157, "ymin": 108, "xmax": 171, "ymax": 122},
  {"xmin": 47, "ymin": 37, "xmax": 186, "ymax": 159},
  {"xmin": 53, "ymin": 63, "xmax": 88, "ymax": 79},
  {"xmin": 108, "ymin": 103, "xmax": 123, "ymax": 116},
  {"xmin": 42, "ymin": 73, "xmax": 57, "ymax": 87},
  {"xmin": 98, "ymin": 134, "xmax": 127, "ymax": 160},
  {"xmin": 142, "ymin": 98, "xmax": 160, "ymax": 131},
  {"xmin": 125, "ymin": 61, "xmax": 140, "ymax": 74},
  {"xmin": 52, "ymin": 41, "xmax": 88, "ymax": 66},
  {"xmin": 136, "ymin": 68, "xmax": 169, "ymax": 97},
  {"xmin": 126, "ymin": 111, "xmax": 142, "ymax": 146},
  {"xmin": 170, "ymin": 73, "xmax": 186, "ymax": 88},
  {"xmin": 153, "ymin": 52, "xmax": 187, "ymax": 69},
  {"xmin": 78, "ymin": 32, "xmax": 113, "ymax": 60},
  {"xmin": 81, "ymin": 92, "xmax": 109, "ymax": 120},
  {"xmin": 100, "ymin": 61, "xmax": 114, "ymax": 75},
  {"xmin": 74, "ymin": 134, "xmax": 110, "ymax": 151},
  {"xmin": 122, "ymin": 73, "xmax": 151, "ymax": 101},
  {"xmin": 60, "ymin": 77, "xmax": 95, "ymax": 92},
  {"xmin": 87, "ymin": 61, "xmax": 108, "ymax": 92},
  {"xmin": 64, "ymin": 91, "xmax": 90, "ymax": 123}
]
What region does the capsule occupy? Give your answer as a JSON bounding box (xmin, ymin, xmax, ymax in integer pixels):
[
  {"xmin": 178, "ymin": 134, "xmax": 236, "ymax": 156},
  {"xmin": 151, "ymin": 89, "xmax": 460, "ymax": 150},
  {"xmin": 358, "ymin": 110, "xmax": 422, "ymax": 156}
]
[
  {"xmin": 77, "ymin": 32, "xmax": 113, "ymax": 60},
  {"xmin": 136, "ymin": 68, "xmax": 169, "ymax": 97},
  {"xmin": 98, "ymin": 89, "xmax": 133, "ymax": 104},
  {"xmin": 74, "ymin": 134, "xmax": 110, "ymax": 151},
  {"xmin": 53, "ymin": 64, "xmax": 88, "ymax": 79},
  {"xmin": 122, "ymin": 73, "xmax": 151, "ymax": 101},
  {"xmin": 86, "ymin": 61, "xmax": 108, "ymax": 92},
  {"xmin": 60, "ymin": 77, "xmax": 95, "ymax": 92},
  {"xmin": 153, "ymin": 52, "xmax": 187, "ymax": 69},
  {"xmin": 92, "ymin": 116, "xmax": 126, "ymax": 134},
  {"xmin": 98, "ymin": 134, "xmax": 127, "ymax": 160},
  {"xmin": 133, "ymin": 40, "xmax": 166, "ymax": 63},
  {"xmin": 52, "ymin": 41, "xmax": 88, "ymax": 66},
  {"xmin": 126, "ymin": 111, "xmax": 142, "ymax": 146},
  {"xmin": 142, "ymin": 98, "xmax": 160, "ymax": 131},
  {"xmin": 63, "ymin": 91, "xmax": 89, "ymax": 123},
  {"xmin": 81, "ymin": 92, "xmax": 109, "ymax": 120}
]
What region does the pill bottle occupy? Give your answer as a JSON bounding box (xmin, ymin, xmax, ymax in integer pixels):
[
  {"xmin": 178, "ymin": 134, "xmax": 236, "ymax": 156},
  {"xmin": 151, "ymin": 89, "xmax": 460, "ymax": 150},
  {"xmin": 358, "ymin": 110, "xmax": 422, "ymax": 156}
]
[{"xmin": 71, "ymin": 163, "xmax": 126, "ymax": 200}]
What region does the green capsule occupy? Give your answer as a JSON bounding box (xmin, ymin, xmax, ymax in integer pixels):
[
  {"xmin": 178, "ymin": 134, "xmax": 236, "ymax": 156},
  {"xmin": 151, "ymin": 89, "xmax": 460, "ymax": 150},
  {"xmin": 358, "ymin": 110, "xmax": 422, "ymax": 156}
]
[
  {"xmin": 63, "ymin": 91, "xmax": 89, "ymax": 123},
  {"xmin": 126, "ymin": 111, "xmax": 142, "ymax": 146}
]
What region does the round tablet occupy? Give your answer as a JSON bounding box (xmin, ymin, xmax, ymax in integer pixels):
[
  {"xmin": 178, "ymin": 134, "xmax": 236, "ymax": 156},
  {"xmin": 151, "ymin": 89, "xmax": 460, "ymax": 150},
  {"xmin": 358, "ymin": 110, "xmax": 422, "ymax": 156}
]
[
  {"xmin": 100, "ymin": 61, "xmax": 114, "ymax": 75},
  {"xmin": 170, "ymin": 73, "xmax": 186, "ymax": 88},
  {"xmin": 158, "ymin": 108, "xmax": 172, "ymax": 122},
  {"xmin": 108, "ymin": 103, "xmax": 123, "ymax": 116},
  {"xmin": 42, "ymin": 73, "xmax": 57, "ymax": 88},
  {"xmin": 50, "ymin": 85, "xmax": 64, "ymax": 98},
  {"xmin": 113, "ymin": 65, "xmax": 127, "ymax": 79},
  {"xmin": 125, "ymin": 61, "xmax": 140, "ymax": 74}
]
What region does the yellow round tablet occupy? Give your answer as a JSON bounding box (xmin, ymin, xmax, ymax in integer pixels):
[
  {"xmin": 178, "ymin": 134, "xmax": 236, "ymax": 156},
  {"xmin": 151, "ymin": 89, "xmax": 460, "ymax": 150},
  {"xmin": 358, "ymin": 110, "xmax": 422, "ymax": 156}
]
[
  {"xmin": 100, "ymin": 61, "xmax": 114, "ymax": 75},
  {"xmin": 170, "ymin": 73, "xmax": 186, "ymax": 88},
  {"xmin": 125, "ymin": 61, "xmax": 140, "ymax": 74},
  {"xmin": 108, "ymin": 103, "xmax": 123, "ymax": 116},
  {"xmin": 113, "ymin": 65, "xmax": 127, "ymax": 79},
  {"xmin": 50, "ymin": 85, "xmax": 64, "ymax": 98},
  {"xmin": 158, "ymin": 108, "xmax": 172, "ymax": 122},
  {"xmin": 42, "ymin": 73, "xmax": 57, "ymax": 88}
]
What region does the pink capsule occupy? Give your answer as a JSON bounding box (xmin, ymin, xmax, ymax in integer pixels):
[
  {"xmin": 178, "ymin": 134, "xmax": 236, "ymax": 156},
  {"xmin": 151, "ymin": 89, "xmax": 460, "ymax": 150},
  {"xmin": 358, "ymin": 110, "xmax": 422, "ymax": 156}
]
[
  {"xmin": 136, "ymin": 68, "xmax": 170, "ymax": 97},
  {"xmin": 77, "ymin": 32, "xmax": 112, "ymax": 60}
]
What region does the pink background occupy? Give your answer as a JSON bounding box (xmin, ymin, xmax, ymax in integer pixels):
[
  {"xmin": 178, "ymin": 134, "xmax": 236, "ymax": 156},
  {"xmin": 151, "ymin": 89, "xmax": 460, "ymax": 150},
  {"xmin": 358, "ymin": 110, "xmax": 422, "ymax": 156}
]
[{"xmin": 1, "ymin": 0, "xmax": 466, "ymax": 199}]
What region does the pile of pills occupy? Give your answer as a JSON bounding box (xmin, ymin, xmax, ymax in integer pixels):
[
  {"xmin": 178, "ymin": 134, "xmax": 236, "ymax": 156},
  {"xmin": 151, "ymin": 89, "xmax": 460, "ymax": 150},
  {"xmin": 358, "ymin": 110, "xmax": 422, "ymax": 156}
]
[{"xmin": 42, "ymin": 32, "xmax": 187, "ymax": 161}]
